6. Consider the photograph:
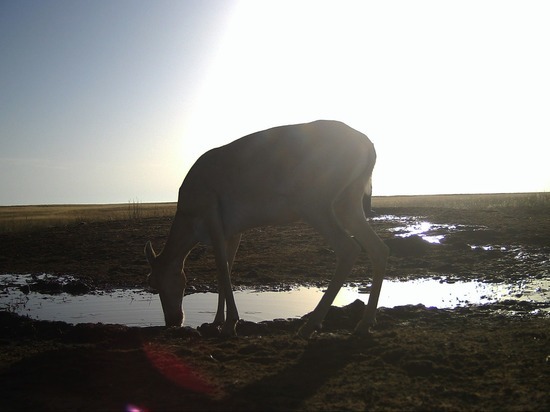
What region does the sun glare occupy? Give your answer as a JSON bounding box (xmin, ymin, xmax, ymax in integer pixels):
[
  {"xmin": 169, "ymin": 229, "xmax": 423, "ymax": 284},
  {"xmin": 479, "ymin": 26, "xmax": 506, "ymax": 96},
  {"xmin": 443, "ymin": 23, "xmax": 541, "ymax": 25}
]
[
  {"xmin": 180, "ymin": 1, "xmax": 550, "ymax": 196},
  {"xmin": 182, "ymin": 1, "xmax": 374, "ymax": 169}
]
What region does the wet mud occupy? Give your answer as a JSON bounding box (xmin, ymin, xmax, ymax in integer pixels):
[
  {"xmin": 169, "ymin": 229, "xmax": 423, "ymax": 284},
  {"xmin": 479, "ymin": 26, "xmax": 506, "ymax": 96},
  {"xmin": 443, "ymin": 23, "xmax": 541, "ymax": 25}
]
[{"xmin": 0, "ymin": 206, "xmax": 549, "ymax": 411}]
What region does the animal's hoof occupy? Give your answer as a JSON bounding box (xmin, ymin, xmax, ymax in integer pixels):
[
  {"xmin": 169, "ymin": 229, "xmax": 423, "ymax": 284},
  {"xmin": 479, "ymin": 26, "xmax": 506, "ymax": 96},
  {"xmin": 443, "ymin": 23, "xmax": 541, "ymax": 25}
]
[
  {"xmin": 220, "ymin": 321, "xmax": 238, "ymax": 338},
  {"xmin": 296, "ymin": 327, "xmax": 312, "ymax": 339},
  {"xmin": 296, "ymin": 321, "xmax": 321, "ymax": 339},
  {"xmin": 197, "ymin": 322, "xmax": 221, "ymax": 338},
  {"xmin": 353, "ymin": 326, "xmax": 373, "ymax": 337},
  {"xmin": 353, "ymin": 319, "xmax": 376, "ymax": 337}
]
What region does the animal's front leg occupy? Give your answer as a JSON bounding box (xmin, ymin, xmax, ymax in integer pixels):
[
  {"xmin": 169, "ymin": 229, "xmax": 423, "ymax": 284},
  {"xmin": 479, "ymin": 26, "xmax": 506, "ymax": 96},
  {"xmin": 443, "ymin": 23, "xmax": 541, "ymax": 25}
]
[
  {"xmin": 213, "ymin": 288, "xmax": 225, "ymax": 325},
  {"xmin": 216, "ymin": 234, "xmax": 242, "ymax": 331},
  {"xmin": 218, "ymin": 262, "xmax": 239, "ymax": 337},
  {"xmin": 212, "ymin": 234, "xmax": 242, "ymax": 329},
  {"xmin": 213, "ymin": 259, "xmax": 238, "ymax": 336},
  {"xmin": 209, "ymin": 220, "xmax": 240, "ymax": 337}
]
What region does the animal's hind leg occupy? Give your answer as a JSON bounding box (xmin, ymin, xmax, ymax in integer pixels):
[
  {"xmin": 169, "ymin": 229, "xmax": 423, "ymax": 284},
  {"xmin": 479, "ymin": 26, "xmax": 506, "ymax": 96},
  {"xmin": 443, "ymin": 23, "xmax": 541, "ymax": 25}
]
[
  {"xmin": 298, "ymin": 207, "xmax": 361, "ymax": 338},
  {"xmin": 334, "ymin": 187, "xmax": 389, "ymax": 335}
]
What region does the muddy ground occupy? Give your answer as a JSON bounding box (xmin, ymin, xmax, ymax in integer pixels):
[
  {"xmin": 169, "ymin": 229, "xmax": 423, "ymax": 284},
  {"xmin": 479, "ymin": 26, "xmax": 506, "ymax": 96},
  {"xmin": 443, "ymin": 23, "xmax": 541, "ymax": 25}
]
[{"xmin": 0, "ymin": 206, "xmax": 549, "ymax": 411}]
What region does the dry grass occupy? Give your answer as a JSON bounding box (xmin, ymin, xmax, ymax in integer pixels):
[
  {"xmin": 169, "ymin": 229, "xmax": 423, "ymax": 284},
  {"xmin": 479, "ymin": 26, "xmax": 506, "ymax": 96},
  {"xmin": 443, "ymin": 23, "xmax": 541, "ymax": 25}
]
[
  {"xmin": 372, "ymin": 192, "xmax": 550, "ymax": 210},
  {"xmin": 0, "ymin": 202, "xmax": 176, "ymax": 233},
  {"xmin": 1, "ymin": 192, "xmax": 548, "ymax": 233}
]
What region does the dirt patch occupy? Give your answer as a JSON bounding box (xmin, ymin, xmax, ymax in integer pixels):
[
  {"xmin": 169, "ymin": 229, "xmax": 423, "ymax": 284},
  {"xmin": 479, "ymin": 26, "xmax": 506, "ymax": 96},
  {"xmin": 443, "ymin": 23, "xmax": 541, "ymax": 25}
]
[{"xmin": 1, "ymin": 205, "xmax": 549, "ymax": 410}]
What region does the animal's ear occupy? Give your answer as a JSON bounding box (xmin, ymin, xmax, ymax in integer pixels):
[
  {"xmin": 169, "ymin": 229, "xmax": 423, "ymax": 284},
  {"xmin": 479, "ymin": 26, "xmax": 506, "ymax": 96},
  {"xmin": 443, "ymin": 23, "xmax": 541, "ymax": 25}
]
[{"xmin": 144, "ymin": 241, "xmax": 156, "ymax": 264}]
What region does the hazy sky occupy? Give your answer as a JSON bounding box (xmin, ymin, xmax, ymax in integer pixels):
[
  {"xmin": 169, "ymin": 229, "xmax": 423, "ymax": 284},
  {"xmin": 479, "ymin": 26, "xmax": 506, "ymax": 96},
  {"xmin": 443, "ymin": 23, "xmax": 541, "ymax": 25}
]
[{"xmin": 1, "ymin": 0, "xmax": 549, "ymax": 205}]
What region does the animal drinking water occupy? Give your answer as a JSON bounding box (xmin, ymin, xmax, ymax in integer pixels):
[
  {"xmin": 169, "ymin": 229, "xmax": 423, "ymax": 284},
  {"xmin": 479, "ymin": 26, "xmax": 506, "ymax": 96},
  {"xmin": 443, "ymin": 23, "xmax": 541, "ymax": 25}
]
[{"xmin": 145, "ymin": 120, "xmax": 389, "ymax": 337}]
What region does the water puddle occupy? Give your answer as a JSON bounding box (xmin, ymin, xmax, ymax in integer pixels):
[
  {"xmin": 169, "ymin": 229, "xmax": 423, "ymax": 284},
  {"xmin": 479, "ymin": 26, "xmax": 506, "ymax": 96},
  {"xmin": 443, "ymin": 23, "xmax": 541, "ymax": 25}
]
[
  {"xmin": 373, "ymin": 214, "xmax": 484, "ymax": 244},
  {"xmin": 1, "ymin": 274, "xmax": 548, "ymax": 327}
]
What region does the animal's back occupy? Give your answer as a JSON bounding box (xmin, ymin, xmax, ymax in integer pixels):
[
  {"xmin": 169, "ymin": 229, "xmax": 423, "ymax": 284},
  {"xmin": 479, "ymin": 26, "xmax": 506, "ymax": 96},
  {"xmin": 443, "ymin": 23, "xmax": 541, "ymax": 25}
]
[
  {"xmin": 179, "ymin": 120, "xmax": 375, "ymax": 228},
  {"xmin": 188, "ymin": 120, "xmax": 374, "ymax": 190}
]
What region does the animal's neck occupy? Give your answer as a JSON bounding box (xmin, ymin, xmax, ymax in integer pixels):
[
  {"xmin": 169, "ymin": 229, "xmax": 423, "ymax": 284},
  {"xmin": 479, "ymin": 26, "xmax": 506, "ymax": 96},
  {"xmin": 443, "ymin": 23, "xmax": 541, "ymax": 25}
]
[{"xmin": 158, "ymin": 212, "xmax": 194, "ymax": 268}]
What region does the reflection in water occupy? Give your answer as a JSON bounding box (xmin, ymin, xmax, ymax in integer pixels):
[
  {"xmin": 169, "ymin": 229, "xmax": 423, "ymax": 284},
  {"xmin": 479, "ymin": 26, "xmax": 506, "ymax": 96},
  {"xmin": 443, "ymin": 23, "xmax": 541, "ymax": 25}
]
[{"xmin": 1, "ymin": 274, "xmax": 548, "ymax": 327}]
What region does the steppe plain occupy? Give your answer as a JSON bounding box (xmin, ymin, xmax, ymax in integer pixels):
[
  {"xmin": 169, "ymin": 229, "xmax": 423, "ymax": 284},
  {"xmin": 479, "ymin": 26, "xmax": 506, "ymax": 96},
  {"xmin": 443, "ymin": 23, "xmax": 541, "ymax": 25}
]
[{"xmin": 1, "ymin": 193, "xmax": 549, "ymax": 411}]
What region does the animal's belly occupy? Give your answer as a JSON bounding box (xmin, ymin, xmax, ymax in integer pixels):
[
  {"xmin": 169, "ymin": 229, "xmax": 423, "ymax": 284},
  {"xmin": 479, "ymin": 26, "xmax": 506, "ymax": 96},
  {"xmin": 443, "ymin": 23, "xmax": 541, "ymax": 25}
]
[{"xmin": 221, "ymin": 196, "xmax": 300, "ymax": 236}]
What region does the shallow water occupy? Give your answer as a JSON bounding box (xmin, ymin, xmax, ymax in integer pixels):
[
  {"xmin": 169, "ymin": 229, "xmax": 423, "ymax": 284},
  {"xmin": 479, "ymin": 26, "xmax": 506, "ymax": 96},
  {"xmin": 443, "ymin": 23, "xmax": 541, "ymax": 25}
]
[
  {"xmin": 4, "ymin": 214, "xmax": 547, "ymax": 327},
  {"xmin": 373, "ymin": 214, "xmax": 484, "ymax": 244},
  {"xmin": 1, "ymin": 274, "xmax": 548, "ymax": 327}
]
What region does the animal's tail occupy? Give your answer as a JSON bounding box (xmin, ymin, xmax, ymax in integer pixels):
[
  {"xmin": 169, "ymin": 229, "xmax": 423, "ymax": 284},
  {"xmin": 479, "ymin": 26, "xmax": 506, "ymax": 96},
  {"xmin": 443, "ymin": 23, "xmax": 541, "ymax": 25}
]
[{"xmin": 363, "ymin": 141, "xmax": 376, "ymax": 217}]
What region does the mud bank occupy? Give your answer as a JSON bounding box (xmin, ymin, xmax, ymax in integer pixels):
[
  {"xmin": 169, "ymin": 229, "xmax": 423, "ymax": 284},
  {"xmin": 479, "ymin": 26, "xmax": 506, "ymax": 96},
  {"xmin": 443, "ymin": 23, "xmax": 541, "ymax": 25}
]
[{"xmin": 1, "ymin": 301, "xmax": 549, "ymax": 411}]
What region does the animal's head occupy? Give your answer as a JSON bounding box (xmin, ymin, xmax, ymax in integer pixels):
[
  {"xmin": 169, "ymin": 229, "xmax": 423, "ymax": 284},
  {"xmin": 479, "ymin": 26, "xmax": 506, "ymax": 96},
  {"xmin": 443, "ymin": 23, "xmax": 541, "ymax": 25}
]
[{"xmin": 144, "ymin": 241, "xmax": 186, "ymax": 327}]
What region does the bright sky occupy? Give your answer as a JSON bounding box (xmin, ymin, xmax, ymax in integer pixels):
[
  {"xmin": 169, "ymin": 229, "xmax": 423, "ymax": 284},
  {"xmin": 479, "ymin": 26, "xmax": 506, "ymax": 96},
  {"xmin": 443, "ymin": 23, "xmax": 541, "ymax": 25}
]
[{"xmin": 1, "ymin": 0, "xmax": 549, "ymax": 205}]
